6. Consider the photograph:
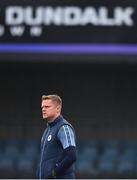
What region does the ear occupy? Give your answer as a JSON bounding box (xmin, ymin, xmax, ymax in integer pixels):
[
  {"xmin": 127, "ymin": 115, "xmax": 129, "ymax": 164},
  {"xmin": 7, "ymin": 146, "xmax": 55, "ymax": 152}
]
[{"xmin": 56, "ymin": 105, "xmax": 61, "ymax": 112}]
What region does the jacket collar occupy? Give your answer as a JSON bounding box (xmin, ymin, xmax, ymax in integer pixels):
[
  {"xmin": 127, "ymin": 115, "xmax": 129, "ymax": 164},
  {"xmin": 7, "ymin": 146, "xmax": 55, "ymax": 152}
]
[{"xmin": 47, "ymin": 115, "xmax": 63, "ymax": 127}]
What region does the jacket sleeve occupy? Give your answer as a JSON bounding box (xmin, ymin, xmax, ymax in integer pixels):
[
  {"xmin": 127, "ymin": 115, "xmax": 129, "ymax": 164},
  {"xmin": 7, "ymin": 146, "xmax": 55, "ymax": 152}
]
[
  {"xmin": 54, "ymin": 146, "xmax": 77, "ymax": 177},
  {"xmin": 57, "ymin": 125, "xmax": 76, "ymax": 149},
  {"xmin": 51, "ymin": 125, "xmax": 77, "ymax": 177}
]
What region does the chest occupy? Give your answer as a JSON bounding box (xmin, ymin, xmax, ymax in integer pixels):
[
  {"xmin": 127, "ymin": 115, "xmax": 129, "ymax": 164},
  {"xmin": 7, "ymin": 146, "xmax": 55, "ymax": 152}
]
[{"xmin": 41, "ymin": 127, "xmax": 59, "ymax": 149}]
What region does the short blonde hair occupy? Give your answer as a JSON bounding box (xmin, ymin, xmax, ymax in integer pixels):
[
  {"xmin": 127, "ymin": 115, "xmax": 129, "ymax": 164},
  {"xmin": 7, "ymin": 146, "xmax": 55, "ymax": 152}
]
[{"xmin": 42, "ymin": 94, "xmax": 62, "ymax": 107}]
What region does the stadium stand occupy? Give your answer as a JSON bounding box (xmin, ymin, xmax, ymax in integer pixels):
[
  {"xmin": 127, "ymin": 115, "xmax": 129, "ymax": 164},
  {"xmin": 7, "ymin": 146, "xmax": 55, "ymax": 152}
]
[{"xmin": 1, "ymin": 138, "xmax": 137, "ymax": 178}]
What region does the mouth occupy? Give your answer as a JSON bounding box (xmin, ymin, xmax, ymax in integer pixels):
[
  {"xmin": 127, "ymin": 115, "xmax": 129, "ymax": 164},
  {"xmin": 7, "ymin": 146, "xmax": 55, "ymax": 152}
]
[{"xmin": 43, "ymin": 112, "xmax": 46, "ymax": 116}]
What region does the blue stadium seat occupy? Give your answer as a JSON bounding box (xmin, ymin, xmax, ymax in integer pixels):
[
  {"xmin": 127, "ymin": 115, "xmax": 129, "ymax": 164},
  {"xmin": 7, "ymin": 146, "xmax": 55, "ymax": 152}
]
[
  {"xmin": 82, "ymin": 146, "xmax": 98, "ymax": 161},
  {"xmin": 76, "ymin": 158, "xmax": 96, "ymax": 175},
  {"xmin": 98, "ymin": 154, "xmax": 117, "ymax": 173},
  {"xmin": 16, "ymin": 156, "xmax": 34, "ymax": 173},
  {"xmin": 4, "ymin": 144, "xmax": 20, "ymax": 159},
  {"xmin": 122, "ymin": 141, "xmax": 137, "ymax": 150},
  {"xmin": 117, "ymin": 149, "xmax": 136, "ymax": 174},
  {"xmin": 15, "ymin": 140, "xmax": 39, "ymax": 174},
  {"xmin": 103, "ymin": 140, "xmax": 120, "ymax": 150},
  {"xmin": 98, "ymin": 159, "xmax": 116, "ymax": 174},
  {"xmin": 0, "ymin": 155, "xmax": 15, "ymax": 170},
  {"xmin": 76, "ymin": 140, "xmax": 99, "ymax": 175},
  {"xmin": 0, "ymin": 139, "xmax": 5, "ymax": 153},
  {"xmin": 24, "ymin": 139, "xmax": 39, "ymax": 149},
  {"xmin": 117, "ymin": 159, "xmax": 135, "ymax": 174},
  {"xmin": 20, "ymin": 139, "xmax": 39, "ymax": 159},
  {"xmin": 97, "ymin": 142, "xmax": 120, "ymax": 174}
]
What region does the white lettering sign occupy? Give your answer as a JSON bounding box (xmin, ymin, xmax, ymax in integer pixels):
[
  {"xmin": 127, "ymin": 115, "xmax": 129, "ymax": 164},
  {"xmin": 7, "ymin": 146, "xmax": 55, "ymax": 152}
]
[
  {"xmin": 10, "ymin": 26, "xmax": 25, "ymax": 36},
  {"xmin": 5, "ymin": 6, "xmax": 134, "ymax": 26}
]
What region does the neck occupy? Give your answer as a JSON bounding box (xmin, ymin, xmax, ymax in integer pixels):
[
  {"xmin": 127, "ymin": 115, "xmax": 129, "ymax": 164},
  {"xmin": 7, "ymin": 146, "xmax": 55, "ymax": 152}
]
[{"xmin": 47, "ymin": 114, "xmax": 60, "ymax": 123}]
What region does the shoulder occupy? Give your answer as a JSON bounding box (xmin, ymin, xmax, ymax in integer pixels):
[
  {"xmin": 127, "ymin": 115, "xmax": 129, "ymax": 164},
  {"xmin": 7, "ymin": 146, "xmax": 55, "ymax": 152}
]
[
  {"xmin": 57, "ymin": 124, "xmax": 76, "ymax": 148},
  {"xmin": 59, "ymin": 124, "xmax": 73, "ymax": 132},
  {"xmin": 58, "ymin": 124, "xmax": 75, "ymax": 140},
  {"xmin": 62, "ymin": 117, "xmax": 73, "ymax": 128}
]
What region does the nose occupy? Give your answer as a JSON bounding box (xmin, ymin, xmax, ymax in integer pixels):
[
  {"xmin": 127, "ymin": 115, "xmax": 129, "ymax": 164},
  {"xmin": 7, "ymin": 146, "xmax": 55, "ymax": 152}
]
[
  {"xmin": 42, "ymin": 108, "xmax": 45, "ymax": 112},
  {"xmin": 42, "ymin": 107, "xmax": 46, "ymax": 112}
]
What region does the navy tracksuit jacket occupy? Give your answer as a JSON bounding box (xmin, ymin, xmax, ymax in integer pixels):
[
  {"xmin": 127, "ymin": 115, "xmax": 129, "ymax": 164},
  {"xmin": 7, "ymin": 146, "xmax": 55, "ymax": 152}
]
[{"xmin": 37, "ymin": 115, "xmax": 76, "ymax": 179}]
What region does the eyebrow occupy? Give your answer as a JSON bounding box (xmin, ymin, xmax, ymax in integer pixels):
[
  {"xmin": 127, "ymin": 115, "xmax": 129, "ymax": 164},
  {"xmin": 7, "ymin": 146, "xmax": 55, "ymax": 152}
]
[{"xmin": 41, "ymin": 104, "xmax": 50, "ymax": 108}]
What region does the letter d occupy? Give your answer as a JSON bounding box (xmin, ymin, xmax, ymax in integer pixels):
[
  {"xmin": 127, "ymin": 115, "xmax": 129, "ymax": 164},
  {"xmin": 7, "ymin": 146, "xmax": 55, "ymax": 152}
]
[{"xmin": 6, "ymin": 6, "xmax": 23, "ymax": 25}]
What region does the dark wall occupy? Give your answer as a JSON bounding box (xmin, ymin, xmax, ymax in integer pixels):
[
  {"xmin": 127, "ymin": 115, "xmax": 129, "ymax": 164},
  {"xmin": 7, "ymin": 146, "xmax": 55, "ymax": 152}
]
[{"xmin": 0, "ymin": 61, "xmax": 137, "ymax": 140}]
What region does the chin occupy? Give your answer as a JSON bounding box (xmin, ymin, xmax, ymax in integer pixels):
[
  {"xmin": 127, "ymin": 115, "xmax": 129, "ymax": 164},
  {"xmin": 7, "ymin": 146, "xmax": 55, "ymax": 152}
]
[{"xmin": 43, "ymin": 116, "xmax": 47, "ymax": 120}]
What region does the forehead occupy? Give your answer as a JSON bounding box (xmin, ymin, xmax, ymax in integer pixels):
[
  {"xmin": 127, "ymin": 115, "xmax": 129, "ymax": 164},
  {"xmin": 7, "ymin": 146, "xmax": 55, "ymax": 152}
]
[{"xmin": 41, "ymin": 99, "xmax": 53, "ymax": 106}]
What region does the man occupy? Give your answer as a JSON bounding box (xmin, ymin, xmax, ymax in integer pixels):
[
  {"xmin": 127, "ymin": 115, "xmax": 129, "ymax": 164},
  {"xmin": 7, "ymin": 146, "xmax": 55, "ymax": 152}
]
[{"xmin": 38, "ymin": 94, "xmax": 77, "ymax": 179}]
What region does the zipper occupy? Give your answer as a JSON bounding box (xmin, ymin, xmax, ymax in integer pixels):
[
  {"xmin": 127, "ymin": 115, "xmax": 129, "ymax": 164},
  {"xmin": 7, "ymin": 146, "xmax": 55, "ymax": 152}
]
[{"xmin": 39, "ymin": 127, "xmax": 50, "ymax": 179}]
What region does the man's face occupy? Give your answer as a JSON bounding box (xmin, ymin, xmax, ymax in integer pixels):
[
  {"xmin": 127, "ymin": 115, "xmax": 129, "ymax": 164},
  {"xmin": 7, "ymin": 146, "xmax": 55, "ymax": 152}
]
[{"xmin": 41, "ymin": 99, "xmax": 60, "ymax": 121}]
